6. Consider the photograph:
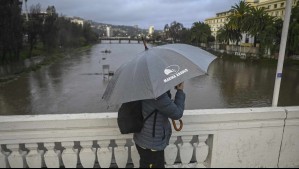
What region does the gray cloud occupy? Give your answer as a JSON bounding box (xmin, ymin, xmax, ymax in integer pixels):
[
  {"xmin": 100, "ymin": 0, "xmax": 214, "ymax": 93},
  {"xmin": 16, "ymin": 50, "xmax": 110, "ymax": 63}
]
[{"xmin": 26, "ymin": 0, "xmax": 239, "ymax": 30}]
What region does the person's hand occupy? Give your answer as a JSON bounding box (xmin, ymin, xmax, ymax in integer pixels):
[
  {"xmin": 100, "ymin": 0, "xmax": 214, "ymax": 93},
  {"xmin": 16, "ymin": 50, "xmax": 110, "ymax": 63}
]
[{"xmin": 175, "ymin": 82, "xmax": 184, "ymax": 91}]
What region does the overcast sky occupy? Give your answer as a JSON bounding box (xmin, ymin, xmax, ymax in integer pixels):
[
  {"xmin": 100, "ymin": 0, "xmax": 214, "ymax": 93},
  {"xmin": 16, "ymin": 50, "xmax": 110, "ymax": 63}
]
[{"xmin": 25, "ymin": 0, "xmax": 240, "ymax": 30}]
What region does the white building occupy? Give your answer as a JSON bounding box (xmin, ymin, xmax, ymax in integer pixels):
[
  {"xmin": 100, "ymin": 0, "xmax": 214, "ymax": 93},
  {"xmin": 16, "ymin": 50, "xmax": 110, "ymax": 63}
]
[
  {"xmin": 106, "ymin": 26, "xmax": 113, "ymax": 37},
  {"xmin": 71, "ymin": 18, "xmax": 84, "ymax": 27},
  {"xmin": 149, "ymin": 26, "xmax": 155, "ymax": 36}
]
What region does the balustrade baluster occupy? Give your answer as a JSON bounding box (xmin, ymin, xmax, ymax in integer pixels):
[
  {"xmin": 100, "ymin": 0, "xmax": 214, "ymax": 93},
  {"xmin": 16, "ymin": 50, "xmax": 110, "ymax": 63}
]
[
  {"xmin": 0, "ymin": 146, "xmax": 7, "ymax": 168},
  {"xmin": 44, "ymin": 143, "xmax": 60, "ymax": 168},
  {"xmin": 194, "ymin": 135, "xmax": 209, "ymax": 168},
  {"xmin": 61, "ymin": 142, "xmax": 78, "ymax": 168},
  {"xmin": 25, "ymin": 143, "xmax": 43, "ymax": 168},
  {"xmin": 114, "ymin": 139, "xmax": 128, "ymax": 168},
  {"xmin": 79, "ymin": 141, "xmax": 96, "ymax": 168},
  {"xmin": 131, "ymin": 140, "xmax": 140, "ymax": 168},
  {"xmin": 179, "ymin": 136, "xmax": 194, "ymax": 168},
  {"xmin": 7, "ymin": 144, "xmax": 25, "ymax": 168},
  {"xmin": 97, "ymin": 140, "xmax": 112, "ymax": 168},
  {"xmin": 165, "ymin": 137, "xmax": 178, "ymax": 168}
]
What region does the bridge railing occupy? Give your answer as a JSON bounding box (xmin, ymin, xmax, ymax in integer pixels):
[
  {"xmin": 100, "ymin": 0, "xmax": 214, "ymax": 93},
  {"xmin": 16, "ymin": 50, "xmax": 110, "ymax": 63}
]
[{"xmin": 0, "ymin": 107, "xmax": 298, "ymax": 168}]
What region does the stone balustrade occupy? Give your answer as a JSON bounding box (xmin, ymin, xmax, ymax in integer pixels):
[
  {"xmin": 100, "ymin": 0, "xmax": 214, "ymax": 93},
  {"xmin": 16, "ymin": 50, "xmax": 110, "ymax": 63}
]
[{"xmin": 0, "ymin": 107, "xmax": 298, "ymax": 168}]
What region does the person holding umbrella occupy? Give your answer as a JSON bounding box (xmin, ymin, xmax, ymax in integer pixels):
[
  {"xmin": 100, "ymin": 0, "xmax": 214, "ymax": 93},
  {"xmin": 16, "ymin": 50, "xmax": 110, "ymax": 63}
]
[
  {"xmin": 102, "ymin": 42, "xmax": 216, "ymax": 168},
  {"xmin": 133, "ymin": 82, "xmax": 185, "ymax": 168}
]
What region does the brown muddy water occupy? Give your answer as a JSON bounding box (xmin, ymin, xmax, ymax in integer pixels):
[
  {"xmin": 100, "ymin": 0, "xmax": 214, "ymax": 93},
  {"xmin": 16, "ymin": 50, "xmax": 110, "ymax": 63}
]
[{"xmin": 0, "ymin": 41, "xmax": 298, "ymax": 115}]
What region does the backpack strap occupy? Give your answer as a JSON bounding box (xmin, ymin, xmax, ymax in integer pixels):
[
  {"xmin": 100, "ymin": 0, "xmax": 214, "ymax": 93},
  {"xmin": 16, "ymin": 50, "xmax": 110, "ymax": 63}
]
[
  {"xmin": 152, "ymin": 111, "xmax": 158, "ymax": 138},
  {"xmin": 143, "ymin": 109, "xmax": 158, "ymax": 138},
  {"xmin": 143, "ymin": 109, "xmax": 158, "ymax": 122}
]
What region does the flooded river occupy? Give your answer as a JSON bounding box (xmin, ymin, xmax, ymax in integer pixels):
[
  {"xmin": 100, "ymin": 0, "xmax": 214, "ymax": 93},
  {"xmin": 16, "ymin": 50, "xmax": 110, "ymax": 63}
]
[{"xmin": 0, "ymin": 41, "xmax": 299, "ymax": 115}]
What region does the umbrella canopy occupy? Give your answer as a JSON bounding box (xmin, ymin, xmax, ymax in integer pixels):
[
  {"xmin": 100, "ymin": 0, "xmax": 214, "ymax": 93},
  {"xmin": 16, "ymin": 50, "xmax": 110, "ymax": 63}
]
[{"xmin": 102, "ymin": 44, "xmax": 217, "ymax": 105}]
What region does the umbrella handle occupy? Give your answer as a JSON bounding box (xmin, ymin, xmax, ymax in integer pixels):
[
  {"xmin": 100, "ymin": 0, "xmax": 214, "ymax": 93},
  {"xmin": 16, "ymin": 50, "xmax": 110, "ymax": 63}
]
[{"xmin": 172, "ymin": 119, "xmax": 183, "ymax": 132}]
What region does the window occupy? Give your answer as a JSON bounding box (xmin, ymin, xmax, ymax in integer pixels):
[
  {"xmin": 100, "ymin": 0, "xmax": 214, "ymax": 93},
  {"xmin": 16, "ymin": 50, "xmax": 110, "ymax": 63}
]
[
  {"xmin": 268, "ymin": 5, "xmax": 271, "ymax": 9},
  {"xmin": 281, "ymin": 3, "xmax": 284, "ymax": 7},
  {"xmin": 274, "ymin": 4, "xmax": 277, "ymax": 8}
]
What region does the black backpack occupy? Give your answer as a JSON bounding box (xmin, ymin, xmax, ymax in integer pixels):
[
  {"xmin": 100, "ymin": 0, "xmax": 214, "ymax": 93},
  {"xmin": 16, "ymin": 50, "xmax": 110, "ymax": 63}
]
[{"xmin": 117, "ymin": 101, "xmax": 157, "ymax": 135}]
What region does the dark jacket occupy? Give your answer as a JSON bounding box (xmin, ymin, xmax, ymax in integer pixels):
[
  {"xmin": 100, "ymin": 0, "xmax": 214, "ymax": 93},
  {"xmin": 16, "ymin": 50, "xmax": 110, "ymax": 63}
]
[{"xmin": 133, "ymin": 90, "xmax": 185, "ymax": 151}]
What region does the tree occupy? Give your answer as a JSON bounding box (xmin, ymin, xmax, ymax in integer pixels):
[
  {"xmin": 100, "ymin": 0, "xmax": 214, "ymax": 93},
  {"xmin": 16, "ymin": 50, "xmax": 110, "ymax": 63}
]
[
  {"xmin": 288, "ymin": 2, "xmax": 299, "ymax": 55},
  {"xmin": 169, "ymin": 21, "xmax": 184, "ymax": 43},
  {"xmin": 227, "ymin": 0, "xmax": 251, "ymax": 45},
  {"xmin": 191, "ymin": 21, "xmax": 213, "ymax": 46},
  {"xmin": 0, "ymin": 0, "xmax": 23, "ymax": 63},
  {"xmin": 243, "ymin": 7, "xmax": 270, "ymax": 47},
  {"xmin": 41, "ymin": 6, "xmax": 59, "ymax": 50},
  {"xmin": 25, "ymin": 4, "xmax": 43, "ymax": 57},
  {"xmin": 217, "ymin": 24, "xmax": 242, "ymax": 45},
  {"xmin": 259, "ymin": 18, "xmax": 282, "ymax": 57}
]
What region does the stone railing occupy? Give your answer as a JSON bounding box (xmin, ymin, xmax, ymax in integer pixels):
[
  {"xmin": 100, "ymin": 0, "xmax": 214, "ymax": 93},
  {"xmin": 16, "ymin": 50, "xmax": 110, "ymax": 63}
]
[{"xmin": 0, "ymin": 107, "xmax": 298, "ymax": 168}]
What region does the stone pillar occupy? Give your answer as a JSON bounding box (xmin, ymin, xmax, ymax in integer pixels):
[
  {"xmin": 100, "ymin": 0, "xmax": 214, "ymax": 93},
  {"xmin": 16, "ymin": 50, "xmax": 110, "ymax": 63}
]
[
  {"xmin": 165, "ymin": 137, "xmax": 178, "ymax": 168},
  {"xmin": 61, "ymin": 142, "xmax": 78, "ymax": 168},
  {"xmin": 79, "ymin": 141, "xmax": 96, "ymax": 168},
  {"xmin": 0, "ymin": 146, "xmax": 7, "ymax": 168},
  {"xmin": 114, "ymin": 139, "xmax": 128, "ymax": 168},
  {"xmin": 25, "ymin": 143, "xmax": 43, "ymax": 168},
  {"xmin": 7, "ymin": 144, "xmax": 25, "ymax": 168},
  {"xmin": 97, "ymin": 140, "xmax": 112, "ymax": 168},
  {"xmin": 131, "ymin": 140, "xmax": 140, "ymax": 168},
  {"xmin": 44, "ymin": 143, "xmax": 60, "ymax": 168},
  {"xmin": 194, "ymin": 135, "xmax": 209, "ymax": 168},
  {"xmin": 178, "ymin": 136, "xmax": 194, "ymax": 168}
]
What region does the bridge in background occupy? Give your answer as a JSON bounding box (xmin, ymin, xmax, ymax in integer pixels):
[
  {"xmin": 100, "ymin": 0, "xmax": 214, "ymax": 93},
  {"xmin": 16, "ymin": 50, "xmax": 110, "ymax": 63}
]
[{"xmin": 99, "ymin": 37, "xmax": 155, "ymax": 44}]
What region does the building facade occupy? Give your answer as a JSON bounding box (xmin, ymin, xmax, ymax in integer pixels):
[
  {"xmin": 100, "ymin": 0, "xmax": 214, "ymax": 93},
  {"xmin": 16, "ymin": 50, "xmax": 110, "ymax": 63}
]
[
  {"xmin": 149, "ymin": 26, "xmax": 155, "ymax": 36},
  {"xmin": 205, "ymin": 0, "xmax": 298, "ymax": 46},
  {"xmin": 106, "ymin": 26, "xmax": 113, "ymax": 37},
  {"xmin": 71, "ymin": 18, "xmax": 84, "ymax": 27}
]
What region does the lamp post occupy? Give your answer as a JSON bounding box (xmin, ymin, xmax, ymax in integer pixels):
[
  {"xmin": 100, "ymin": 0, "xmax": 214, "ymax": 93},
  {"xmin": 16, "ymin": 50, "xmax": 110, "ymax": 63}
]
[{"xmin": 272, "ymin": 0, "xmax": 293, "ymax": 107}]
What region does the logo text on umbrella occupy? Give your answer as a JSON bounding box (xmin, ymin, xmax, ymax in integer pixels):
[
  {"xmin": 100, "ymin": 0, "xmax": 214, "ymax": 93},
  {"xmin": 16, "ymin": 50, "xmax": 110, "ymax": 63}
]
[{"xmin": 164, "ymin": 65, "xmax": 188, "ymax": 83}]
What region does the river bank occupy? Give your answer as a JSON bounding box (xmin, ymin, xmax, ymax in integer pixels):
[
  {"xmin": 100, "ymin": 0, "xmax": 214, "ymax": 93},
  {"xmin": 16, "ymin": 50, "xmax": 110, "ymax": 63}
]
[{"xmin": 0, "ymin": 45, "xmax": 93, "ymax": 84}]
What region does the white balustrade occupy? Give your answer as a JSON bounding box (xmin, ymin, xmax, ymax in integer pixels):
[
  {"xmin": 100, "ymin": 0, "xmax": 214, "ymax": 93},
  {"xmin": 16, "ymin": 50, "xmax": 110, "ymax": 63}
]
[
  {"xmin": 131, "ymin": 140, "xmax": 140, "ymax": 168},
  {"xmin": 0, "ymin": 146, "xmax": 7, "ymax": 168},
  {"xmin": 79, "ymin": 141, "xmax": 96, "ymax": 168},
  {"xmin": 0, "ymin": 107, "xmax": 298, "ymax": 168},
  {"xmin": 194, "ymin": 135, "xmax": 209, "ymax": 168},
  {"xmin": 97, "ymin": 140, "xmax": 112, "ymax": 168},
  {"xmin": 114, "ymin": 139, "xmax": 129, "ymax": 168},
  {"xmin": 44, "ymin": 143, "xmax": 60, "ymax": 168},
  {"xmin": 7, "ymin": 144, "xmax": 25, "ymax": 168},
  {"xmin": 165, "ymin": 137, "xmax": 178, "ymax": 168},
  {"xmin": 61, "ymin": 142, "xmax": 78, "ymax": 168},
  {"xmin": 179, "ymin": 136, "xmax": 194, "ymax": 168},
  {"xmin": 25, "ymin": 143, "xmax": 43, "ymax": 168}
]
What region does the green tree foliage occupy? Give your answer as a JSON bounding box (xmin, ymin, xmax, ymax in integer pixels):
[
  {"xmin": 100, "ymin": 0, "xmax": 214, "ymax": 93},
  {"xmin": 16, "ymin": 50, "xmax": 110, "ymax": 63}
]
[
  {"xmin": 41, "ymin": 6, "xmax": 59, "ymax": 50},
  {"xmin": 227, "ymin": 0, "xmax": 251, "ymax": 45},
  {"xmin": 288, "ymin": 2, "xmax": 299, "ymax": 55},
  {"xmin": 259, "ymin": 19, "xmax": 283, "ymax": 56},
  {"xmin": 0, "ymin": 0, "xmax": 23, "ymax": 63},
  {"xmin": 1, "ymin": 2, "xmax": 99, "ymax": 63},
  {"xmin": 25, "ymin": 4, "xmax": 43, "ymax": 57},
  {"xmin": 191, "ymin": 21, "xmax": 214, "ymax": 46},
  {"xmin": 169, "ymin": 21, "xmax": 184, "ymax": 43}
]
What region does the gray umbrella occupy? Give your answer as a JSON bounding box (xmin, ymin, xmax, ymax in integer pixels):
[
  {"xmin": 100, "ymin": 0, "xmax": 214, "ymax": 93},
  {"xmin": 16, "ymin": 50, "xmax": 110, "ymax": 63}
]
[{"xmin": 102, "ymin": 44, "xmax": 217, "ymax": 105}]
